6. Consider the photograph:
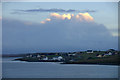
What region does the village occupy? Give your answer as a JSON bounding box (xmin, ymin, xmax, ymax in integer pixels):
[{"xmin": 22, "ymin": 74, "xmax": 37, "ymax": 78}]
[{"xmin": 14, "ymin": 49, "xmax": 119, "ymax": 65}]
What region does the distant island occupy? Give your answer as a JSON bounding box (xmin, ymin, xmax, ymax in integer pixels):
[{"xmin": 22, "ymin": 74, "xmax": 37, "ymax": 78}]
[{"xmin": 5, "ymin": 49, "xmax": 120, "ymax": 65}]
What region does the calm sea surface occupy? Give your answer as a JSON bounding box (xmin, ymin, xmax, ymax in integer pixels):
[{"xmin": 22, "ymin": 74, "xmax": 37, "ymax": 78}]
[{"xmin": 2, "ymin": 57, "xmax": 118, "ymax": 78}]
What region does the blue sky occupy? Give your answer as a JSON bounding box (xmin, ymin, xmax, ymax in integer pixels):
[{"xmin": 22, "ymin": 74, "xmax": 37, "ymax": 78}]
[
  {"xmin": 3, "ymin": 2, "xmax": 118, "ymax": 29},
  {"xmin": 2, "ymin": 2, "xmax": 118, "ymax": 54}
]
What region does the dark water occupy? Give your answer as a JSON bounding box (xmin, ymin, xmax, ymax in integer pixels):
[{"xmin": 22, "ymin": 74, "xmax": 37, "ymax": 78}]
[{"xmin": 2, "ymin": 57, "xmax": 118, "ymax": 78}]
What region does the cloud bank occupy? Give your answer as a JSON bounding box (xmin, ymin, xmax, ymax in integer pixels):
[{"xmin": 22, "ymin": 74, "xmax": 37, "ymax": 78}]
[
  {"xmin": 12, "ymin": 8, "xmax": 96, "ymax": 14},
  {"xmin": 3, "ymin": 13, "xmax": 118, "ymax": 54}
]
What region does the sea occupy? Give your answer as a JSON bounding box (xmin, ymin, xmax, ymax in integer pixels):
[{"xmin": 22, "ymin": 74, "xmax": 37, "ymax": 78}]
[{"xmin": 2, "ymin": 57, "xmax": 119, "ymax": 78}]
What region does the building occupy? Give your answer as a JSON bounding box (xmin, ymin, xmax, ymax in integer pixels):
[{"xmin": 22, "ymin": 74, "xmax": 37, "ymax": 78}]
[
  {"xmin": 108, "ymin": 49, "xmax": 115, "ymax": 52},
  {"xmin": 87, "ymin": 50, "xmax": 93, "ymax": 53},
  {"xmin": 97, "ymin": 54, "xmax": 102, "ymax": 57},
  {"xmin": 52, "ymin": 56, "xmax": 63, "ymax": 61},
  {"xmin": 68, "ymin": 53, "xmax": 76, "ymax": 56},
  {"xmin": 57, "ymin": 56, "xmax": 63, "ymax": 61},
  {"xmin": 42, "ymin": 57, "xmax": 48, "ymax": 60},
  {"xmin": 26, "ymin": 54, "xmax": 32, "ymax": 57},
  {"xmin": 37, "ymin": 54, "xmax": 41, "ymax": 58},
  {"xmin": 108, "ymin": 52, "xmax": 113, "ymax": 55}
]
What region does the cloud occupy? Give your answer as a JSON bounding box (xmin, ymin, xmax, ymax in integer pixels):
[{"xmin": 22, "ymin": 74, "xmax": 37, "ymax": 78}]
[
  {"xmin": 50, "ymin": 13, "xmax": 73, "ymax": 20},
  {"xmin": 41, "ymin": 13, "xmax": 94, "ymax": 24},
  {"xmin": 12, "ymin": 8, "xmax": 96, "ymax": 14},
  {"xmin": 109, "ymin": 28, "xmax": 119, "ymax": 37},
  {"xmin": 2, "ymin": 13, "xmax": 118, "ymax": 54}
]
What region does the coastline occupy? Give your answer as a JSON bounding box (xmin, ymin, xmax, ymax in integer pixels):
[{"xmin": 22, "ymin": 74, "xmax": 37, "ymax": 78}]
[{"xmin": 14, "ymin": 58, "xmax": 119, "ymax": 66}]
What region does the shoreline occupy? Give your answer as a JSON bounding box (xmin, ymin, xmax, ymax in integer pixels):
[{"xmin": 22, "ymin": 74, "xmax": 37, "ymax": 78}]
[
  {"xmin": 13, "ymin": 59, "xmax": 119, "ymax": 66},
  {"xmin": 2, "ymin": 57, "xmax": 119, "ymax": 66},
  {"xmin": 61, "ymin": 62, "xmax": 119, "ymax": 66}
]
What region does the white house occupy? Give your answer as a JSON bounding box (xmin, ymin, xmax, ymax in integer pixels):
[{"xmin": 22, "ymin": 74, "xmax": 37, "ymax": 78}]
[
  {"xmin": 29, "ymin": 54, "xmax": 32, "ymax": 57},
  {"xmin": 42, "ymin": 57, "xmax": 48, "ymax": 60},
  {"xmin": 108, "ymin": 52, "xmax": 112, "ymax": 55},
  {"xmin": 26, "ymin": 55, "xmax": 30, "ymax": 57},
  {"xmin": 53, "ymin": 57, "xmax": 58, "ymax": 60},
  {"xmin": 104, "ymin": 52, "xmax": 113, "ymax": 56},
  {"xmin": 68, "ymin": 53, "xmax": 76, "ymax": 56},
  {"xmin": 97, "ymin": 54, "xmax": 102, "ymax": 57},
  {"xmin": 52, "ymin": 56, "xmax": 63, "ymax": 61},
  {"xmin": 58, "ymin": 56, "xmax": 63, "ymax": 61},
  {"xmin": 37, "ymin": 54, "xmax": 41, "ymax": 58}
]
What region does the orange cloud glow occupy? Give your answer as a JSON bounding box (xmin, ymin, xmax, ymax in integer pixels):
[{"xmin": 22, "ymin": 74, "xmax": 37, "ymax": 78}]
[
  {"xmin": 40, "ymin": 21, "xmax": 45, "ymax": 24},
  {"xmin": 78, "ymin": 13, "xmax": 94, "ymax": 21},
  {"xmin": 40, "ymin": 13, "xmax": 94, "ymax": 24},
  {"xmin": 46, "ymin": 18, "xmax": 51, "ymax": 21},
  {"xmin": 50, "ymin": 13, "xmax": 72, "ymax": 20}
]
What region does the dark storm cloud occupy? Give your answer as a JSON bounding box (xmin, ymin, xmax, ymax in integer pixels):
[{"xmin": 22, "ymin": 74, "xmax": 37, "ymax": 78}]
[
  {"xmin": 2, "ymin": 16, "xmax": 117, "ymax": 54},
  {"xmin": 11, "ymin": 8, "xmax": 96, "ymax": 14}
]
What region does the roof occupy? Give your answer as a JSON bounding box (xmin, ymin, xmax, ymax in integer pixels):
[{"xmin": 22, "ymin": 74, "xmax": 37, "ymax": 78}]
[{"xmin": 87, "ymin": 50, "xmax": 93, "ymax": 52}]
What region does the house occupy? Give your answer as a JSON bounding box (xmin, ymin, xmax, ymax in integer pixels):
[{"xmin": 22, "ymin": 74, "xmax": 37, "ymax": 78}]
[
  {"xmin": 52, "ymin": 57, "xmax": 58, "ymax": 60},
  {"xmin": 104, "ymin": 52, "xmax": 113, "ymax": 56},
  {"xmin": 42, "ymin": 57, "xmax": 48, "ymax": 60},
  {"xmin": 52, "ymin": 56, "xmax": 63, "ymax": 61},
  {"xmin": 57, "ymin": 56, "xmax": 63, "ymax": 61},
  {"xmin": 102, "ymin": 54, "xmax": 106, "ymax": 57},
  {"xmin": 108, "ymin": 52, "xmax": 113, "ymax": 55},
  {"xmin": 97, "ymin": 54, "xmax": 102, "ymax": 57},
  {"xmin": 68, "ymin": 53, "xmax": 76, "ymax": 56},
  {"xmin": 37, "ymin": 54, "xmax": 41, "ymax": 58},
  {"xmin": 108, "ymin": 49, "xmax": 115, "ymax": 52},
  {"xmin": 87, "ymin": 50, "xmax": 93, "ymax": 53},
  {"xmin": 27, "ymin": 54, "xmax": 32, "ymax": 57}
]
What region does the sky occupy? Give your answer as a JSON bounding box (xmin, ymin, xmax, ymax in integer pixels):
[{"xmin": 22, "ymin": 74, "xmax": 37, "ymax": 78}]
[{"xmin": 2, "ymin": 2, "xmax": 118, "ymax": 54}]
